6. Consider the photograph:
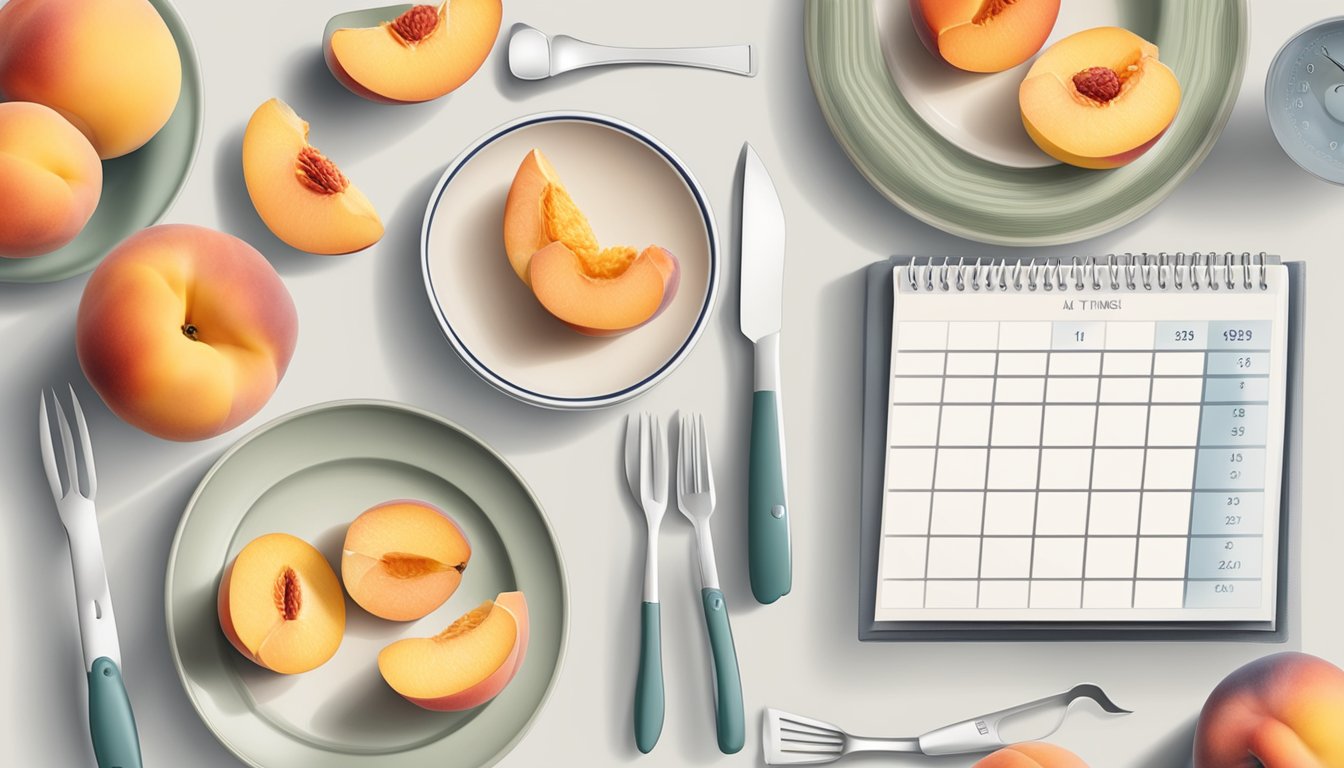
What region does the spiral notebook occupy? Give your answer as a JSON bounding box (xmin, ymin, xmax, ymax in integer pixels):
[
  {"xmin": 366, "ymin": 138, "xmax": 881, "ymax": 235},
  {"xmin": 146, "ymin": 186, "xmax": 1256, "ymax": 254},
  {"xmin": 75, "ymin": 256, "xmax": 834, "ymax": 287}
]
[{"xmin": 860, "ymin": 255, "xmax": 1303, "ymax": 640}]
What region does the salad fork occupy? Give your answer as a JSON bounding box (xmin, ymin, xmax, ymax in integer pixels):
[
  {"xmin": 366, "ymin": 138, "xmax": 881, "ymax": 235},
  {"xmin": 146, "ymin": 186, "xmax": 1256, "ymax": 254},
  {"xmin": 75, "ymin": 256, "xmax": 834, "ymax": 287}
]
[
  {"xmin": 676, "ymin": 412, "xmax": 745, "ymax": 754},
  {"xmin": 624, "ymin": 413, "xmax": 667, "ymax": 753},
  {"xmin": 39, "ymin": 386, "xmax": 142, "ymax": 768}
]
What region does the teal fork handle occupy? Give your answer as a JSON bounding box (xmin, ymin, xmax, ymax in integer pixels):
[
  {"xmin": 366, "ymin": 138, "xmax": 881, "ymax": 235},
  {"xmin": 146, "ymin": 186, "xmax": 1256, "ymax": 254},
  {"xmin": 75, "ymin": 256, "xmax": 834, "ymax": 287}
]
[
  {"xmin": 89, "ymin": 657, "xmax": 142, "ymax": 768},
  {"xmin": 749, "ymin": 390, "xmax": 791, "ymax": 604},
  {"xmin": 701, "ymin": 588, "xmax": 744, "ymax": 754},
  {"xmin": 634, "ymin": 601, "xmax": 664, "ymax": 753}
]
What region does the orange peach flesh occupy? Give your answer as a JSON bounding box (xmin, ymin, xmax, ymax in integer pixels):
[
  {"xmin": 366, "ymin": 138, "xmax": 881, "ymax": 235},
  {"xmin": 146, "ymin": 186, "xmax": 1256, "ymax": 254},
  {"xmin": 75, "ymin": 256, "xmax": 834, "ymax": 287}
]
[
  {"xmin": 972, "ymin": 742, "xmax": 1089, "ymax": 768},
  {"xmin": 76, "ymin": 224, "xmax": 298, "ymax": 441},
  {"xmin": 342, "ymin": 500, "xmax": 471, "ymax": 622},
  {"xmin": 912, "ymin": 0, "xmax": 1061, "ymax": 73},
  {"xmin": 0, "ymin": 0, "xmax": 182, "ymax": 159},
  {"xmin": 0, "ymin": 101, "xmax": 103, "ymax": 258},
  {"xmin": 1020, "ymin": 27, "xmax": 1180, "ymax": 169},
  {"xmin": 528, "ymin": 242, "xmax": 673, "ymax": 334},
  {"xmin": 326, "ymin": 0, "xmax": 503, "ymax": 104},
  {"xmin": 218, "ymin": 533, "xmax": 345, "ymax": 675},
  {"xmin": 242, "ymin": 98, "xmax": 383, "ymax": 255},
  {"xmin": 378, "ymin": 591, "xmax": 530, "ymax": 711}
]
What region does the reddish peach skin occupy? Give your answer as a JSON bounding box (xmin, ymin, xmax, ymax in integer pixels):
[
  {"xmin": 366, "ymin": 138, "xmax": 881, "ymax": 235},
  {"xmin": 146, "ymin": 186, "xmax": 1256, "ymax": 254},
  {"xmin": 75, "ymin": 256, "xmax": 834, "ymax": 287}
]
[
  {"xmin": 77, "ymin": 225, "xmax": 298, "ymax": 441},
  {"xmin": 380, "ymin": 592, "xmax": 530, "ymax": 711},
  {"xmin": 0, "ymin": 101, "xmax": 102, "ymax": 258},
  {"xmin": 910, "ymin": 0, "xmax": 1061, "ymax": 73},
  {"xmin": 1195, "ymin": 652, "xmax": 1344, "ymax": 768},
  {"xmin": 973, "ymin": 743, "xmax": 1089, "ymax": 768}
]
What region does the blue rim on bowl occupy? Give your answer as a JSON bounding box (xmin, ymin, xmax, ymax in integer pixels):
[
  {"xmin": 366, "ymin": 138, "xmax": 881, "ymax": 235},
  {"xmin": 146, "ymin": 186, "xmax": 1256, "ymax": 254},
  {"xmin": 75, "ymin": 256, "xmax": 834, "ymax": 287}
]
[{"xmin": 420, "ymin": 111, "xmax": 721, "ymax": 410}]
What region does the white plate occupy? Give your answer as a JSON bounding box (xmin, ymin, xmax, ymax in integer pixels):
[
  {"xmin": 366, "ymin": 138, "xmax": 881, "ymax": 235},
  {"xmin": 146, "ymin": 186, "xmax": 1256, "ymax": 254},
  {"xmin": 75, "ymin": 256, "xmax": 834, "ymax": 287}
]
[
  {"xmin": 421, "ymin": 113, "xmax": 719, "ymax": 409},
  {"xmin": 874, "ymin": 0, "xmax": 1144, "ymax": 169}
]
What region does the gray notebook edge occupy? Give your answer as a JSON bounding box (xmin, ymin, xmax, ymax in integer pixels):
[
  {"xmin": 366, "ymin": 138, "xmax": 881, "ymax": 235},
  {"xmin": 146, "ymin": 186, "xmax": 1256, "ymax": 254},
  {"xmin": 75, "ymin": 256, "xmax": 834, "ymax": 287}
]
[{"xmin": 858, "ymin": 256, "xmax": 1305, "ymax": 642}]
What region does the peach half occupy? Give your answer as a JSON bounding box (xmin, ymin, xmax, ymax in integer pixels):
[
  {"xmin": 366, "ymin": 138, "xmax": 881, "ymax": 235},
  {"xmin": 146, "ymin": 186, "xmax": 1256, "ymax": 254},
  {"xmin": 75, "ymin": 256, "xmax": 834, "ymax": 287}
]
[
  {"xmin": 324, "ymin": 0, "xmax": 502, "ymax": 104},
  {"xmin": 0, "ymin": 0, "xmax": 182, "ymax": 159},
  {"xmin": 218, "ymin": 533, "xmax": 346, "ymax": 675},
  {"xmin": 379, "ymin": 591, "xmax": 529, "ymax": 711},
  {"xmin": 0, "ymin": 102, "xmax": 102, "ymax": 258},
  {"xmin": 1019, "ymin": 27, "xmax": 1181, "ymax": 169},
  {"xmin": 342, "ymin": 500, "xmax": 472, "ymax": 622},
  {"xmin": 910, "ymin": 0, "xmax": 1061, "ymax": 73},
  {"xmin": 503, "ymin": 148, "xmax": 680, "ymax": 336},
  {"xmin": 973, "ymin": 743, "xmax": 1089, "ymax": 768},
  {"xmin": 242, "ymin": 98, "xmax": 383, "ymax": 255}
]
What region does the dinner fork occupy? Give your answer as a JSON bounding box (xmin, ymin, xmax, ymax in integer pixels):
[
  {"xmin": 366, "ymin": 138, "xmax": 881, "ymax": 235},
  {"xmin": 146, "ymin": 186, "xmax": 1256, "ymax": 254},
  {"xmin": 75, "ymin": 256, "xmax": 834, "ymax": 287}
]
[
  {"xmin": 39, "ymin": 386, "xmax": 142, "ymax": 768},
  {"xmin": 624, "ymin": 413, "xmax": 667, "ymax": 753},
  {"xmin": 676, "ymin": 412, "xmax": 745, "ymax": 754}
]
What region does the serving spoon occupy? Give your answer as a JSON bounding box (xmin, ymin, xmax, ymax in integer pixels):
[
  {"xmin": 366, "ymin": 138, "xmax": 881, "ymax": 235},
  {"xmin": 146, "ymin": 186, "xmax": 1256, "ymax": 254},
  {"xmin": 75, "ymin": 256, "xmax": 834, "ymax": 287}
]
[{"xmin": 508, "ymin": 24, "xmax": 754, "ymax": 81}]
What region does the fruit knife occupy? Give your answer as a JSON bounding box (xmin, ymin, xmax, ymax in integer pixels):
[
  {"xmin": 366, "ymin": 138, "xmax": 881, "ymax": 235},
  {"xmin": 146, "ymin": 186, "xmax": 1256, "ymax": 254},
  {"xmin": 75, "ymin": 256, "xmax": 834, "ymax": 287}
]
[{"xmin": 740, "ymin": 143, "xmax": 791, "ymax": 605}]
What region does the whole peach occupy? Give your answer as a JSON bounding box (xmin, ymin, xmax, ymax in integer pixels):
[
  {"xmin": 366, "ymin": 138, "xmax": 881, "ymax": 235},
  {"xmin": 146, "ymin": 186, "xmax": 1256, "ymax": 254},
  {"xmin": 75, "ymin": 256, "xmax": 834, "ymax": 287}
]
[
  {"xmin": 0, "ymin": 102, "xmax": 102, "ymax": 258},
  {"xmin": 1195, "ymin": 652, "xmax": 1344, "ymax": 768},
  {"xmin": 0, "ymin": 0, "xmax": 182, "ymax": 158},
  {"xmin": 76, "ymin": 225, "xmax": 297, "ymax": 441}
]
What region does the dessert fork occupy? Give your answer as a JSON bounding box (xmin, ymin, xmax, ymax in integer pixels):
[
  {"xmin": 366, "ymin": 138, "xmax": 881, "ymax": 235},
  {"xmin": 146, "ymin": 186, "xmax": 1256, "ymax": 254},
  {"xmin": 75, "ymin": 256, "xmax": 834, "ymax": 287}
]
[
  {"xmin": 39, "ymin": 386, "xmax": 142, "ymax": 768},
  {"xmin": 624, "ymin": 413, "xmax": 667, "ymax": 753},
  {"xmin": 676, "ymin": 412, "xmax": 745, "ymax": 754}
]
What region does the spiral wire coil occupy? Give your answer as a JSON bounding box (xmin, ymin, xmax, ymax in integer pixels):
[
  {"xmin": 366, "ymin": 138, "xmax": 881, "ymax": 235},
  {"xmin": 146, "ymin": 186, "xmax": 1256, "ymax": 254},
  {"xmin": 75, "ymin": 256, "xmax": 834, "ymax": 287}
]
[{"xmin": 905, "ymin": 253, "xmax": 1271, "ymax": 293}]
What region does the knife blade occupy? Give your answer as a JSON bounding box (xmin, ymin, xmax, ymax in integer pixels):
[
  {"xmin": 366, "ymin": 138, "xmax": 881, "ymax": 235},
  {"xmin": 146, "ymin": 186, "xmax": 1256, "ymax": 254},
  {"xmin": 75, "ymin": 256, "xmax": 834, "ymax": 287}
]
[{"xmin": 739, "ymin": 143, "xmax": 791, "ymax": 604}]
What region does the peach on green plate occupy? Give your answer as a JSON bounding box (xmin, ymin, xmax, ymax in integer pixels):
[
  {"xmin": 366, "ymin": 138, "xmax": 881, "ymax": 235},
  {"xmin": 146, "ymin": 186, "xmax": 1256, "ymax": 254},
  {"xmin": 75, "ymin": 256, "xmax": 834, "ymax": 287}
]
[
  {"xmin": 0, "ymin": 0, "xmax": 202, "ymax": 283},
  {"xmin": 166, "ymin": 400, "xmax": 566, "ymax": 767}
]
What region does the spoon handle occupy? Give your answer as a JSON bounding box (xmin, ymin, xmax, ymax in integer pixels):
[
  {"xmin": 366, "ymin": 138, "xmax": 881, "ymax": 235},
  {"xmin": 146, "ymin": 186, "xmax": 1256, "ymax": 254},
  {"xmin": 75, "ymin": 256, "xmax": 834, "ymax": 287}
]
[{"xmin": 550, "ymin": 36, "xmax": 754, "ymax": 77}]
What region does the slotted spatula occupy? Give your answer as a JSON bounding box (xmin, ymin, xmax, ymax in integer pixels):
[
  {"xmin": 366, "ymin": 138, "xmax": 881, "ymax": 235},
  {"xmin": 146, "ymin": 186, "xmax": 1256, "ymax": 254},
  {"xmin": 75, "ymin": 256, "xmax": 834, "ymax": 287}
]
[{"xmin": 764, "ymin": 684, "xmax": 1129, "ymax": 765}]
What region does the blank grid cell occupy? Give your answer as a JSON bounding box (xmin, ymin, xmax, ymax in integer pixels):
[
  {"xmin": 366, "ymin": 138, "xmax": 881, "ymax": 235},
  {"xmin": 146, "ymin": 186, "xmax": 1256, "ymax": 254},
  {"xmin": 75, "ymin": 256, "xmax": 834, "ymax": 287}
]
[
  {"xmin": 881, "ymin": 537, "xmax": 928, "ymax": 578},
  {"xmin": 889, "ymin": 406, "xmax": 940, "ymax": 445},
  {"xmin": 926, "ymin": 538, "xmax": 981, "ymax": 578}
]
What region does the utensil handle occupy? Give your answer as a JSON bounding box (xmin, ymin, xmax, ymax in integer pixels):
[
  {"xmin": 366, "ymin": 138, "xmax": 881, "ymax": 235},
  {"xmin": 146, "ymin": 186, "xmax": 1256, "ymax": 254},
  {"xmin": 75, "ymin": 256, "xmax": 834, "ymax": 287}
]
[
  {"xmin": 701, "ymin": 588, "xmax": 744, "ymax": 754},
  {"xmin": 749, "ymin": 387, "xmax": 791, "ymax": 604},
  {"xmin": 634, "ymin": 601, "xmax": 664, "ymax": 754},
  {"xmin": 554, "ymin": 36, "xmax": 753, "ymax": 76},
  {"xmin": 88, "ymin": 657, "xmax": 142, "ymax": 768}
]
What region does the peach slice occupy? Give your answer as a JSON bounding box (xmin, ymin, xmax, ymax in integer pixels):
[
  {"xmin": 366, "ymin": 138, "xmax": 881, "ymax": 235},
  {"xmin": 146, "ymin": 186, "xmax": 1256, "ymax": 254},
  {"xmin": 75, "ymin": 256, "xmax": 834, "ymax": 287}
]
[
  {"xmin": 529, "ymin": 242, "xmax": 680, "ymax": 336},
  {"xmin": 1019, "ymin": 27, "xmax": 1181, "ymax": 169},
  {"xmin": 242, "ymin": 98, "xmax": 383, "ymax": 255},
  {"xmin": 218, "ymin": 533, "xmax": 346, "ymax": 675},
  {"xmin": 910, "ymin": 0, "xmax": 1061, "ymax": 73},
  {"xmin": 379, "ymin": 591, "xmax": 529, "ymax": 711},
  {"xmin": 0, "ymin": 102, "xmax": 103, "ymax": 258},
  {"xmin": 324, "ymin": 0, "xmax": 503, "ymax": 104},
  {"xmin": 502, "ymin": 148, "xmax": 680, "ymax": 335},
  {"xmin": 0, "ymin": 0, "xmax": 182, "ymax": 159},
  {"xmin": 342, "ymin": 500, "xmax": 472, "ymax": 622}
]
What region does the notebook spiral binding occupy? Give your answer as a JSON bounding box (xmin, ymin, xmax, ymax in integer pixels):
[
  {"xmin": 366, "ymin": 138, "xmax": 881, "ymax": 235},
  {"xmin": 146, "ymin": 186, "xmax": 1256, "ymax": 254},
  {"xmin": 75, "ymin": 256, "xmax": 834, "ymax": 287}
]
[{"xmin": 906, "ymin": 252, "xmax": 1271, "ymax": 293}]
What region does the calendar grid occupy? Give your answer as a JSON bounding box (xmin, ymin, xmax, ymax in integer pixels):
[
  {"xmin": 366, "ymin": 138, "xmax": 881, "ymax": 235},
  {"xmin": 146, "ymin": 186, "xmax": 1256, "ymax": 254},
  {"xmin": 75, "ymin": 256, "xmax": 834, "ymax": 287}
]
[{"xmin": 973, "ymin": 326, "xmax": 1002, "ymax": 608}]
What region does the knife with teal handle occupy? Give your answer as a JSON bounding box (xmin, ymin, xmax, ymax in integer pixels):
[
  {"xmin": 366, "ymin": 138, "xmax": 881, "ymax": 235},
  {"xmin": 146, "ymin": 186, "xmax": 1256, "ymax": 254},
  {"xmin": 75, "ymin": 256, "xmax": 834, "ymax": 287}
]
[{"xmin": 740, "ymin": 144, "xmax": 792, "ymax": 605}]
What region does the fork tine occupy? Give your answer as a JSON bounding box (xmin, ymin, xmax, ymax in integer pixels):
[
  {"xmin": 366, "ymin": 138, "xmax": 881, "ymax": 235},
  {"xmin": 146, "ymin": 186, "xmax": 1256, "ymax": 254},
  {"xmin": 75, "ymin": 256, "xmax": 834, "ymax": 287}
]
[
  {"xmin": 676, "ymin": 413, "xmax": 690, "ymax": 497},
  {"xmin": 651, "ymin": 415, "xmax": 666, "ymax": 500},
  {"xmin": 697, "ymin": 413, "xmax": 714, "ymax": 493},
  {"xmin": 685, "ymin": 410, "xmax": 701, "ymax": 492},
  {"xmin": 68, "ymin": 385, "xmax": 95, "ymax": 499},
  {"xmin": 638, "ymin": 412, "xmax": 653, "ymax": 503},
  {"xmin": 38, "ymin": 390, "xmax": 64, "ymax": 500},
  {"xmin": 53, "ymin": 390, "xmax": 80, "ymax": 498}
]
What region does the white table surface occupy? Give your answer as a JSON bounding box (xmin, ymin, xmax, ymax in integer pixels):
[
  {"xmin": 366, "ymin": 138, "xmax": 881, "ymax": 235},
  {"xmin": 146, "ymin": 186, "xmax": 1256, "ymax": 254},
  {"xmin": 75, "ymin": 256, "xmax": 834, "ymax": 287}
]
[{"xmin": 2, "ymin": 2, "xmax": 1341, "ymax": 766}]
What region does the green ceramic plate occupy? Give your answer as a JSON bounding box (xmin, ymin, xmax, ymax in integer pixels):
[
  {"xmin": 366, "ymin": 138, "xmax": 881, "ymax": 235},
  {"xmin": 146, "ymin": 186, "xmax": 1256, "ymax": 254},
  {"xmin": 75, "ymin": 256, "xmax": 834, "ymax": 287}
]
[
  {"xmin": 165, "ymin": 401, "xmax": 567, "ymax": 768},
  {"xmin": 804, "ymin": 0, "xmax": 1248, "ymax": 246},
  {"xmin": 0, "ymin": 0, "xmax": 202, "ymax": 283}
]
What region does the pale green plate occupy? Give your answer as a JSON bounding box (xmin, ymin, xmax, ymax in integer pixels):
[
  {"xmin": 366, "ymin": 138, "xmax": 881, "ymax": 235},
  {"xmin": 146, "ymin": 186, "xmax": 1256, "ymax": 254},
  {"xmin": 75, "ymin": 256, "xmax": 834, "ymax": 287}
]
[
  {"xmin": 804, "ymin": 0, "xmax": 1248, "ymax": 246},
  {"xmin": 165, "ymin": 401, "xmax": 567, "ymax": 768},
  {"xmin": 0, "ymin": 0, "xmax": 202, "ymax": 283}
]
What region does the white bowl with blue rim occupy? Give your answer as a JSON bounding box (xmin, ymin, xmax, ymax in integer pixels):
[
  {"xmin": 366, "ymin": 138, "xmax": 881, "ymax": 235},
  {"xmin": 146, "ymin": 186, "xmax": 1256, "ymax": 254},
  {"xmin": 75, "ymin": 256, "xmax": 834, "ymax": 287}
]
[{"xmin": 421, "ymin": 112, "xmax": 720, "ymax": 409}]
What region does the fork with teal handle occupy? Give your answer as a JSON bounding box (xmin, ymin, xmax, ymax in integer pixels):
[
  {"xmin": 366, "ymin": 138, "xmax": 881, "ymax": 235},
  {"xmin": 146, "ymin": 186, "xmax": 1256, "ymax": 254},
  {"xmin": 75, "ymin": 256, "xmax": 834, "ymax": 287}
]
[
  {"xmin": 40, "ymin": 386, "xmax": 142, "ymax": 768},
  {"xmin": 624, "ymin": 413, "xmax": 668, "ymax": 753}
]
